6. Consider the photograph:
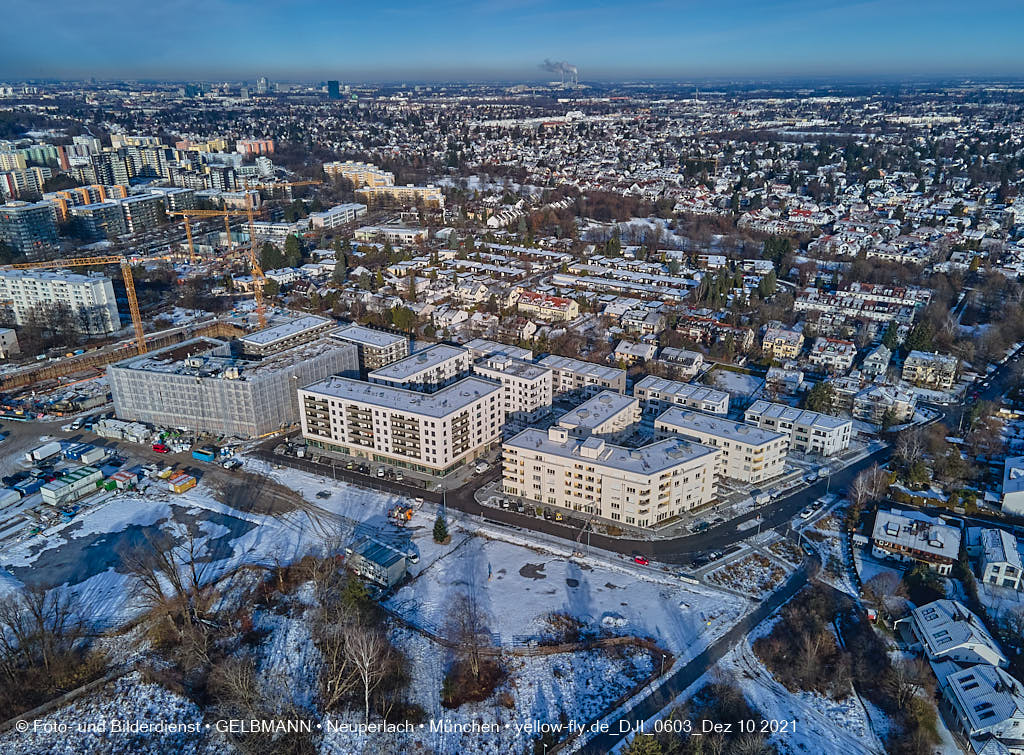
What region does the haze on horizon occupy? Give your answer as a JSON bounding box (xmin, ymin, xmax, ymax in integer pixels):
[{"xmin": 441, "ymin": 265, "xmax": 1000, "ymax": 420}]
[{"xmin": 1, "ymin": 0, "xmax": 1023, "ymax": 82}]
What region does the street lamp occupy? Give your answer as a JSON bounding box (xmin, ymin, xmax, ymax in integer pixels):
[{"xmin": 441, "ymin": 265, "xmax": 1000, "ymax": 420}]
[{"xmin": 661, "ymin": 654, "xmax": 666, "ymax": 675}]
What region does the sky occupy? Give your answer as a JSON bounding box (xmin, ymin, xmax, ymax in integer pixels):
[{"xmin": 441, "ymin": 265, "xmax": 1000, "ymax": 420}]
[{"xmin": 3, "ymin": 0, "xmax": 1023, "ymax": 82}]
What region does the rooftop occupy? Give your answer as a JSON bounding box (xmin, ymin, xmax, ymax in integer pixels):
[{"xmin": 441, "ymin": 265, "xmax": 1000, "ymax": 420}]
[
  {"xmin": 368, "ymin": 344, "xmax": 468, "ymax": 382},
  {"xmin": 474, "ymin": 356, "xmax": 550, "ymax": 381},
  {"xmin": 557, "ymin": 391, "xmax": 637, "ymax": 432},
  {"xmin": 238, "ymin": 314, "xmax": 334, "ymax": 347},
  {"xmin": 634, "ymin": 375, "xmax": 729, "ymax": 405},
  {"xmin": 746, "ymin": 399, "xmax": 851, "ymax": 431},
  {"xmin": 505, "ymin": 427, "xmax": 717, "ymax": 476},
  {"xmin": 333, "ymin": 323, "xmax": 407, "ymax": 349},
  {"xmin": 656, "ymin": 407, "xmax": 785, "ymax": 446},
  {"xmin": 871, "ymin": 508, "xmax": 961, "ymax": 562},
  {"xmin": 463, "ymin": 338, "xmax": 532, "ymax": 361},
  {"xmin": 302, "ymin": 375, "xmax": 500, "ymax": 418},
  {"xmin": 538, "ymin": 354, "xmax": 625, "ymax": 383}
]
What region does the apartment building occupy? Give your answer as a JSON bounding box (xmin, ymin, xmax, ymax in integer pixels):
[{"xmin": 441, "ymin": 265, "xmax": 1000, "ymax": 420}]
[
  {"xmin": 902, "ymin": 350, "xmax": 958, "ymax": 390},
  {"xmin": 744, "ymin": 400, "xmax": 852, "ymax": 455},
  {"xmin": 118, "ymin": 194, "xmax": 165, "ymax": 234},
  {"xmin": 516, "ymin": 290, "xmax": 580, "ymax": 322},
  {"xmin": 70, "ymin": 200, "xmax": 128, "ymax": 240},
  {"xmin": 556, "ymin": 391, "xmax": 640, "ymax": 442},
  {"xmin": 861, "ymin": 343, "xmax": 892, "ymax": 377},
  {"xmin": 472, "ymin": 355, "xmax": 552, "ymax": 434},
  {"xmin": 654, "ymin": 407, "xmax": 788, "ymax": 484},
  {"xmin": 463, "ymin": 338, "xmax": 532, "ymax": 362},
  {"xmin": 502, "ymin": 425, "xmax": 719, "ymax": 527},
  {"xmin": 538, "ymin": 355, "xmax": 627, "ymax": 399},
  {"xmin": 354, "ymin": 224, "xmax": 428, "ymax": 245},
  {"xmin": 332, "ymin": 324, "xmax": 409, "ymax": 370},
  {"xmin": 762, "ymin": 327, "xmax": 804, "ymax": 359},
  {"xmin": 871, "ymin": 509, "xmax": 960, "ymax": 576},
  {"xmin": 109, "ymin": 336, "xmax": 358, "ymax": 438},
  {"xmin": 308, "ymin": 202, "xmax": 367, "ymax": 229},
  {"xmin": 633, "ymin": 375, "xmax": 729, "ymax": 416},
  {"xmin": 368, "ymin": 344, "xmax": 471, "ymax": 390},
  {"xmin": 355, "ymin": 184, "xmax": 444, "ymax": 209},
  {"xmin": 808, "ymin": 337, "xmax": 857, "ymax": 373},
  {"xmin": 299, "ymin": 375, "xmax": 503, "ymax": 477},
  {"xmin": 852, "ymin": 384, "xmax": 916, "ymax": 425},
  {"xmin": 0, "ymin": 269, "xmax": 119, "ymax": 334},
  {"xmin": 322, "ymin": 161, "xmax": 395, "ymax": 188},
  {"xmin": 966, "ymin": 528, "xmax": 1024, "ymax": 591},
  {"xmin": 237, "ymin": 314, "xmax": 336, "ymax": 356},
  {"xmin": 0, "ymin": 166, "xmax": 51, "ymax": 199},
  {"xmin": 0, "ymin": 200, "xmax": 58, "ymax": 255},
  {"xmin": 657, "ymin": 347, "xmax": 704, "ymax": 379}
]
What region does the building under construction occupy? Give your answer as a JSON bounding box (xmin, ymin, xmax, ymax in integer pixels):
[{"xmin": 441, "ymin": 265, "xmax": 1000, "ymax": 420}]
[{"xmin": 107, "ymin": 317, "xmax": 358, "ymax": 438}]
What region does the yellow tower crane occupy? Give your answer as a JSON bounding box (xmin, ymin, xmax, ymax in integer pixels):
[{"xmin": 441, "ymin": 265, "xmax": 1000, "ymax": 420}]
[
  {"xmin": 167, "ymin": 208, "xmax": 253, "ymax": 264},
  {"xmin": 5, "ymin": 255, "xmax": 147, "ymax": 355},
  {"xmin": 232, "ymin": 180, "xmax": 322, "ymax": 329}
]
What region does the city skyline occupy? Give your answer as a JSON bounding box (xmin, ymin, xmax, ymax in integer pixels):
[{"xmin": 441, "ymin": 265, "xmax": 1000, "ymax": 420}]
[{"xmin": 2, "ymin": 0, "xmax": 1023, "ymax": 81}]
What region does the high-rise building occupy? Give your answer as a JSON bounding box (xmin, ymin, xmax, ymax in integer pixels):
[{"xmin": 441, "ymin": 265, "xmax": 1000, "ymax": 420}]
[
  {"xmin": 327, "ymin": 80, "xmax": 340, "ymax": 99},
  {"xmin": 256, "ymin": 76, "xmax": 269, "ymax": 94},
  {"xmin": 0, "ymin": 167, "xmax": 51, "ymax": 199},
  {"xmin": 0, "ymin": 269, "xmax": 120, "ymax": 333},
  {"xmin": 69, "ymin": 201, "xmax": 127, "ymax": 240},
  {"xmin": 0, "ymin": 200, "xmax": 58, "ymax": 256}
]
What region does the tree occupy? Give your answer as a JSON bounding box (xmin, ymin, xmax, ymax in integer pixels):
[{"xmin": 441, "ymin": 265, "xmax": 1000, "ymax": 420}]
[
  {"xmin": 332, "ymin": 254, "xmax": 347, "ymax": 283},
  {"xmin": 433, "ymin": 511, "xmax": 449, "ymax": 543},
  {"xmin": 259, "ymin": 241, "xmax": 284, "ymax": 271},
  {"xmin": 406, "ymin": 273, "xmax": 417, "ymax": 301},
  {"xmin": 882, "ymin": 321, "xmax": 900, "ymax": 351},
  {"xmin": 343, "ymin": 621, "xmax": 392, "ymax": 725},
  {"xmin": 283, "ymin": 234, "xmax": 303, "ymax": 268},
  {"xmin": 262, "ymin": 279, "xmax": 280, "ymax": 297},
  {"xmin": 804, "ymin": 381, "xmax": 835, "ymax": 413}
]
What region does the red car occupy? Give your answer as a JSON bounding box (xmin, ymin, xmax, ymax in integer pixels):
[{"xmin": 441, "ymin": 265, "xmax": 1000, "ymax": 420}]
[
  {"xmin": 633, "ymin": 555, "xmax": 649, "ymax": 565},
  {"xmin": 152, "ymin": 443, "xmax": 170, "ymax": 453}
]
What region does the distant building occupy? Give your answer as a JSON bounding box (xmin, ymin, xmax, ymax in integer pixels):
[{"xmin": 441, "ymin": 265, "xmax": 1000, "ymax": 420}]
[
  {"xmin": 0, "ymin": 269, "xmax": 119, "ymax": 334},
  {"xmin": 762, "ymin": 327, "xmax": 804, "ymax": 360},
  {"xmin": 323, "ymin": 161, "xmax": 394, "ymax": 188},
  {"xmin": 0, "ymin": 327, "xmax": 19, "ymax": 358},
  {"xmin": 808, "ymin": 337, "xmax": 857, "ymax": 373},
  {"xmin": 903, "ymin": 350, "xmax": 958, "ymax": 390},
  {"xmin": 0, "ymin": 200, "xmax": 58, "ymax": 256},
  {"xmin": 354, "ymin": 224, "xmax": 427, "ymax": 245},
  {"xmin": 516, "ymin": 291, "xmax": 580, "ymax": 322},
  {"xmin": 861, "ymin": 343, "xmax": 892, "ymax": 377},
  {"xmin": 538, "ymin": 355, "xmax": 626, "ymax": 399},
  {"xmin": 327, "ymin": 80, "xmax": 341, "ymax": 100},
  {"xmin": 355, "ymin": 184, "xmax": 444, "ymax": 209},
  {"xmin": 633, "ymin": 375, "xmax": 729, "ymax": 416},
  {"xmin": 308, "ymin": 203, "xmax": 366, "ymax": 229}
]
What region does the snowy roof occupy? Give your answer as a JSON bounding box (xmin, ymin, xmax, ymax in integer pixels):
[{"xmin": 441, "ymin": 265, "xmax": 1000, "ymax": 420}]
[
  {"xmin": 746, "ymin": 400, "xmax": 850, "ymax": 431},
  {"xmin": 557, "ymin": 391, "xmax": 637, "ymax": 432},
  {"xmin": 634, "ymin": 376, "xmax": 729, "ymax": 406},
  {"xmin": 463, "ymin": 338, "xmax": 532, "ymax": 361},
  {"xmin": 474, "ymin": 356, "xmax": 549, "ymax": 381},
  {"xmin": 368, "ymin": 344, "xmax": 467, "ymax": 381},
  {"xmin": 656, "ymin": 407, "xmax": 785, "ymax": 447},
  {"xmin": 302, "ymin": 375, "xmax": 499, "ymax": 418},
  {"xmin": 1003, "ymin": 457, "xmax": 1024, "ymax": 497},
  {"xmin": 871, "ymin": 509, "xmax": 961, "ymax": 562},
  {"xmin": 238, "ymin": 314, "xmax": 333, "ymax": 346},
  {"xmin": 981, "ymin": 528, "xmax": 1023, "ymax": 572},
  {"xmin": 538, "ymin": 354, "xmax": 625, "ymax": 382},
  {"xmin": 333, "ymin": 323, "xmax": 407, "ymax": 349},
  {"xmin": 908, "ymin": 599, "xmax": 1006, "ymax": 667},
  {"xmin": 946, "ymin": 664, "xmax": 1024, "ymax": 735},
  {"xmin": 505, "ymin": 427, "xmax": 717, "ymax": 476}
]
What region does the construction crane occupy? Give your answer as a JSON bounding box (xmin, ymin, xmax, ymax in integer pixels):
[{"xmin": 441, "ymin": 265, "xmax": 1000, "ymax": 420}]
[
  {"xmin": 5, "ymin": 255, "xmax": 147, "ymax": 356},
  {"xmin": 168, "ymin": 209, "xmax": 252, "ymax": 264},
  {"xmin": 232, "ymin": 180, "xmax": 322, "ymax": 328}
]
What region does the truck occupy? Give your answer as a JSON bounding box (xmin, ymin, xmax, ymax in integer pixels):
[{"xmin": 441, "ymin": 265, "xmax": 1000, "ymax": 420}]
[
  {"xmin": 191, "ymin": 447, "xmax": 217, "ymax": 462},
  {"xmin": 25, "ymin": 442, "xmax": 62, "ymax": 464}
]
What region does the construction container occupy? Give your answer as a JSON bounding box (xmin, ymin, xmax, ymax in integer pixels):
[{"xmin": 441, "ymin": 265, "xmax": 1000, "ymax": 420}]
[
  {"xmin": 0, "ymin": 488, "xmax": 22, "ymax": 508},
  {"xmin": 168, "ymin": 473, "xmax": 196, "ymax": 494},
  {"xmin": 191, "ymin": 447, "xmax": 217, "ymax": 462},
  {"xmin": 25, "ymin": 441, "xmax": 62, "ymax": 463},
  {"xmin": 40, "ymin": 466, "xmax": 103, "ymax": 507},
  {"xmin": 109, "ymin": 470, "xmax": 137, "ymax": 490},
  {"xmin": 156, "ymin": 466, "xmax": 175, "ymax": 479},
  {"xmin": 13, "ymin": 478, "xmax": 45, "ymax": 496}
]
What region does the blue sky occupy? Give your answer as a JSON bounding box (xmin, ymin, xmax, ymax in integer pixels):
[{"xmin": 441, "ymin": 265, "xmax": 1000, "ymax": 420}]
[{"xmin": 3, "ymin": 0, "xmax": 1023, "ymax": 81}]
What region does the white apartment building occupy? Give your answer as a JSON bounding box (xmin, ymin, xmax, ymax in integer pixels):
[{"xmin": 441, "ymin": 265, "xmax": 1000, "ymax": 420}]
[
  {"xmin": 903, "ymin": 350, "xmax": 958, "ymax": 390},
  {"xmin": 633, "ymin": 375, "xmax": 729, "ymax": 416},
  {"xmin": 322, "ymin": 161, "xmax": 395, "ymax": 188},
  {"xmin": 368, "ymin": 344, "xmax": 471, "ymax": 390},
  {"xmin": 354, "ymin": 224, "xmax": 428, "ymax": 245},
  {"xmin": 808, "ymin": 337, "xmax": 857, "ymax": 373},
  {"xmin": 464, "ymin": 338, "xmax": 532, "ymax": 362},
  {"xmin": 557, "ymin": 391, "xmax": 640, "ymax": 442},
  {"xmin": 473, "ymin": 355, "xmax": 553, "ymax": 434},
  {"xmin": 308, "ymin": 202, "xmax": 367, "ymax": 229},
  {"xmin": 332, "ymin": 324, "xmax": 409, "ymax": 370},
  {"xmin": 657, "ymin": 347, "xmax": 704, "ymax": 379},
  {"xmin": 967, "ymin": 528, "xmax": 1024, "ymax": 591},
  {"xmin": 744, "ymin": 400, "xmax": 852, "ymax": 455},
  {"xmin": 0, "ymin": 269, "xmax": 120, "ymax": 334},
  {"xmin": 538, "ymin": 355, "xmax": 627, "ymax": 399},
  {"xmin": 502, "ymin": 425, "xmax": 719, "ymax": 527},
  {"xmin": 942, "ymin": 664, "xmax": 1024, "ymax": 753},
  {"xmin": 299, "ymin": 375, "xmax": 503, "ymax": 477},
  {"xmin": 654, "ymin": 407, "xmax": 788, "ymax": 484}
]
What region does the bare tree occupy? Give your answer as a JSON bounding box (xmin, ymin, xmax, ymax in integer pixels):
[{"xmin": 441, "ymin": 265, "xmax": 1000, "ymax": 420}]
[
  {"xmin": 343, "ymin": 621, "xmax": 391, "ymax": 725},
  {"xmin": 448, "ymin": 590, "xmax": 491, "ymax": 680},
  {"xmin": 0, "ymin": 584, "xmax": 84, "ymax": 679},
  {"xmin": 885, "ymin": 657, "xmax": 934, "ymax": 709}
]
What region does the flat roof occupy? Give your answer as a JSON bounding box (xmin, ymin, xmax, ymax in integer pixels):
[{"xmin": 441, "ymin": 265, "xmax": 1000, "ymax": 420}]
[
  {"xmin": 746, "ymin": 399, "xmax": 851, "ymax": 431},
  {"xmin": 463, "ymin": 338, "xmax": 532, "ymax": 361},
  {"xmin": 634, "ymin": 375, "xmax": 729, "ymax": 405},
  {"xmin": 369, "ymin": 344, "xmax": 467, "ymax": 382},
  {"xmin": 656, "ymin": 407, "xmax": 785, "ymax": 446},
  {"xmin": 558, "ymin": 391, "xmax": 636, "ymax": 431},
  {"xmin": 474, "ymin": 356, "xmax": 550, "ymax": 381},
  {"xmin": 538, "ymin": 354, "xmax": 625, "ymax": 383},
  {"xmin": 239, "ymin": 315, "xmax": 333, "ymax": 346},
  {"xmin": 333, "ymin": 323, "xmax": 407, "ymax": 349},
  {"xmin": 505, "ymin": 427, "xmax": 716, "ymax": 476},
  {"xmin": 302, "ymin": 375, "xmax": 500, "ymax": 418}
]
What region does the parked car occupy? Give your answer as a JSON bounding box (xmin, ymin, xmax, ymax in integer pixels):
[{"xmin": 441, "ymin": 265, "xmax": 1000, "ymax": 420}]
[
  {"xmin": 799, "ymin": 507, "xmax": 815, "ymax": 519},
  {"xmin": 474, "ymin": 462, "xmax": 489, "ymax": 474},
  {"xmin": 376, "ymin": 468, "xmax": 386, "ymax": 478},
  {"xmin": 152, "ymin": 443, "xmax": 170, "ymax": 454},
  {"xmin": 633, "ymin": 554, "xmax": 649, "ymax": 566},
  {"xmin": 707, "ymin": 550, "xmax": 724, "ymax": 561}
]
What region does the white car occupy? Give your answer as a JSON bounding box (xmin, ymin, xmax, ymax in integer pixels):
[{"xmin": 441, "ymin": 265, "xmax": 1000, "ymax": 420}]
[
  {"xmin": 474, "ymin": 462, "xmax": 489, "ymax": 474},
  {"xmin": 799, "ymin": 507, "xmax": 815, "ymax": 519}
]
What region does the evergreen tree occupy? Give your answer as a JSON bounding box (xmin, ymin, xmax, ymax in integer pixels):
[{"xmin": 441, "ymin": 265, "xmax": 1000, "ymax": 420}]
[
  {"xmin": 260, "ymin": 241, "xmax": 284, "ymax": 271},
  {"xmin": 284, "ymin": 234, "xmax": 303, "ymax": 267},
  {"xmin": 882, "ymin": 321, "xmax": 900, "ymax": 351},
  {"xmin": 332, "ymin": 254, "xmax": 347, "ymax": 283},
  {"xmin": 433, "ymin": 511, "xmax": 449, "ymax": 543}
]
